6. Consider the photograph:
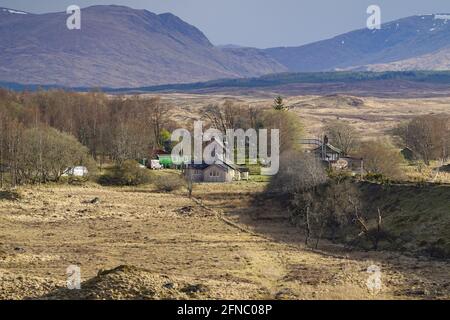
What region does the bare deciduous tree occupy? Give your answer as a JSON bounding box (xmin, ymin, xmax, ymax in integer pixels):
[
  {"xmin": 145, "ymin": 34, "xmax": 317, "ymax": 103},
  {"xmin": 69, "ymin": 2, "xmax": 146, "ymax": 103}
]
[
  {"xmin": 146, "ymin": 97, "xmax": 168, "ymax": 148},
  {"xmin": 202, "ymin": 100, "xmax": 251, "ymax": 132},
  {"xmin": 324, "ymin": 120, "xmax": 359, "ymax": 155},
  {"xmin": 395, "ymin": 114, "xmax": 450, "ymax": 165},
  {"xmin": 269, "ymin": 151, "xmax": 328, "ymax": 245},
  {"xmin": 15, "ymin": 127, "xmax": 94, "ymax": 183}
]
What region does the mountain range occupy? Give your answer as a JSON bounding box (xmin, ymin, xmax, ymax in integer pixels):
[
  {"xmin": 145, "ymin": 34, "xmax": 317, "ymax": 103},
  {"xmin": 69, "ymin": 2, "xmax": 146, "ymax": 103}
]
[
  {"xmin": 0, "ymin": 5, "xmax": 285, "ymax": 88},
  {"xmin": 266, "ymin": 14, "xmax": 450, "ymax": 72},
  {"xmin": 1, "ymin": 6, "xmax": 450, "ymax": 88}
]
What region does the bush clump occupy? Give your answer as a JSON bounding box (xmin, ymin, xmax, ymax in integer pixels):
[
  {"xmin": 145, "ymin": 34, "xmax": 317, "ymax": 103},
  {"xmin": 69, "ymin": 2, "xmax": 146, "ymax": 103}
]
[
  {"xmin": 0, "ymin": 189, "xmax": 22, "ymax": 201},
  {"xmin": 364, "ymin": 173, "xmax": 387, "ymax": 184},
  {"xmin": 154, "ymin": 174, "xmax": 185, "ymax": 192},
  {"xmin": 67, "ymin": 176, "xmax": 89, "ymax": 186},
  {"xmin": 98, "ymin": 161, "xmax": 152, "ymax": 186}
]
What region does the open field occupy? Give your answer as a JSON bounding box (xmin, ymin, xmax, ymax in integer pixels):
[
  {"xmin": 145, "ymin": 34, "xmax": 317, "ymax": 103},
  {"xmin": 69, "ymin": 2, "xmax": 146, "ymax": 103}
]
[
  {"xmin": 0, "ymin": 182, "xmax": 449, "ymax": 300},
  {"xmin": 149, "ymin": 92, "xmax": 450, "ymax": 140}
]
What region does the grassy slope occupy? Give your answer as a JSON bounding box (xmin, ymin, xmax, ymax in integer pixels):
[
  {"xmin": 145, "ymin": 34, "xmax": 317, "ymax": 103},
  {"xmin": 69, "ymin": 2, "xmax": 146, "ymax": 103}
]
[{"xmin": 360, "ymin": 183, "xmax": 450, "ymax": 258}]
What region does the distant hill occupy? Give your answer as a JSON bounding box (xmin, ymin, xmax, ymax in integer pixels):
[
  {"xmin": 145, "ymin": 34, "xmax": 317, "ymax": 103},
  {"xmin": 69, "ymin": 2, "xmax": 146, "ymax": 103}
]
[
  {"xmin": 4, "ymin": 71, "xmax": 450, "ymax": 99},
  {"xmin": 106, "ymin": 71, "xmax": 450, "ymax": 92},
  {"xmin": 264, "ymin": 14, "xmax": 450, "ymax": 72},
  {"xmin": 0, "ymin": 5, "xmax": 285, "ymax": 88},
  {"xmin": 2, "ymin": 7, "xmax": 450, "ymax": 88}
]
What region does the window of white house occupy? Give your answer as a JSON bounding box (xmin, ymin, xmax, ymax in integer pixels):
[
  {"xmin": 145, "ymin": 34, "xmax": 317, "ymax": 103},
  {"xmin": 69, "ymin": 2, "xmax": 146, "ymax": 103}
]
[{"xmin": 209, "ymin": 170, "xmax": 219, "ymax": 177}]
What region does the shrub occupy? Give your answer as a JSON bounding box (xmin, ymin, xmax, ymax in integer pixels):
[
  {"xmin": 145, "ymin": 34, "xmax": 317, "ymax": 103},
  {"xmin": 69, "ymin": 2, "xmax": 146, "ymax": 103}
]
[
  {"xmin": 0, "ymin": 189, "xmax": 22, "ymax": 201},
  {"xmin": 358, "ymin": 138, "xmax": 404, "ymax": 179},
  {"xmin": 365, "ymin": 173, "xmax": 386, "ymax": 183},
  {"xmin": 327, "ymin": 169, "xmax": 353, "ymax": 183},
  {"xmin": 98, "ymin": 161, "xmax": 152, "ymax": 186},
  {"xmin": 68, "ymin": 176, "xmax": 89, "ymax": 186},
  {"xmin": 154, "ymin": 174, "xmax": 185, "ymax": 192}
]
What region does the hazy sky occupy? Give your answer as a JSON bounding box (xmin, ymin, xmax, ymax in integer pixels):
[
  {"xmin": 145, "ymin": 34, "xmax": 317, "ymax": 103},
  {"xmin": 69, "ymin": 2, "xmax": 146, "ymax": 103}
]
[{"xmin": 2, "ymin": 0, "xmax": 450, "ymax": 48}]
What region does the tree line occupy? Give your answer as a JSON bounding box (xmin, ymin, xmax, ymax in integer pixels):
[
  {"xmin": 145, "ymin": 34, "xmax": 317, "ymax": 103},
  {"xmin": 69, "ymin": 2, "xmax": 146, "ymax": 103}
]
[
  {"xmin": 0, "ymin": 89, "xmax": 304, "ymax": 187},
  {"xmin": 0, "ymin": 89, "xmax": 176, "ymax": 186},
  {"xmin": 323, "ymin": 114, "xmax": 449, "ymax": 179},
  {"xmin": 1, "ymin": 88, "xmax": 448, "ymax": 188}
]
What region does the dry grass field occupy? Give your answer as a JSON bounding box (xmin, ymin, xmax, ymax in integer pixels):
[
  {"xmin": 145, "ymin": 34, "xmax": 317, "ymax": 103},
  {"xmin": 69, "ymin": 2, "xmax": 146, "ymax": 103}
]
[
  {"xmin": 0, "ymin": 92, "xmax": 448, "ymax": 300},
  {"xmin": 157, "ymin": 92, "xmax": 450, "ymax": 139},
  {"xmin": 0, "ymin": 182, "xmax": 449, "ymax": 300}
]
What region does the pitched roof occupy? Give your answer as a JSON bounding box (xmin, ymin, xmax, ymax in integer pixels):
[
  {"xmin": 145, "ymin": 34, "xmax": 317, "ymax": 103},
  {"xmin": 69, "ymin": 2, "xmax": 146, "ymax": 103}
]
[
  {"xmin": 222, "ymin": 159, "xmax": 242, "ymax": 171},
  {"xmin": 151, "ymin": 149, "xmax": 170, "ymax": 158},
  {"xmin": 313, "ymin": 143, "xmax": 342, "ymax": 154},
  {"xmin": 186, "ymin": 160, "xmax": 246, "ymax": 172},
  {"xmin": 187, "ymin": 163, "xmax": 209, "ymax": 170}
]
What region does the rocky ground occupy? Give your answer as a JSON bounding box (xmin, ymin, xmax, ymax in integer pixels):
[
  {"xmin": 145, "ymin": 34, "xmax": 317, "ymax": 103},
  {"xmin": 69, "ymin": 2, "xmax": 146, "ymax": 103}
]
[{"xmin": 0, "ymin": 183, "xmax": 449, "ymax": 300}]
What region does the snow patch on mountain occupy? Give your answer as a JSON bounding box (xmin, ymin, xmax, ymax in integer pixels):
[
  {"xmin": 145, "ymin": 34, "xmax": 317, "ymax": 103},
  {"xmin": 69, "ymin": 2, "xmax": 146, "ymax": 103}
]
[
  {"xmin": 434, "ymin": 14, "xmax": 450, "ymax": 20},
  {"xmin": 1, "ymin": 8, "xmax": 28, "ymax": 15}
]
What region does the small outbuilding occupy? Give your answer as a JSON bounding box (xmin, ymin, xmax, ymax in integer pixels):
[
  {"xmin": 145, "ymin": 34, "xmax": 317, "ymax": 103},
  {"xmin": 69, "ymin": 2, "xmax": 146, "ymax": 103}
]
[{"xmin": 63, "ymin": 166, "xmax": 89, "ymax": 177}]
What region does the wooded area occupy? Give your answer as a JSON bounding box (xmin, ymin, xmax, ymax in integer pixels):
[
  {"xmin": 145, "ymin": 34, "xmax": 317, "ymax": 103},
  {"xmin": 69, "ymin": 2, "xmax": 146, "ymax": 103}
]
[
  {"xmin": 0, "ymin": 89, "xmax": 448, "ymax": 189},
  {"xmin": 0, "ymin": 89, "xmax": 177, "ymax": 186},
  {"xmin": 0, "ymin": 89, "xmax": 305, "ymax": 187}
]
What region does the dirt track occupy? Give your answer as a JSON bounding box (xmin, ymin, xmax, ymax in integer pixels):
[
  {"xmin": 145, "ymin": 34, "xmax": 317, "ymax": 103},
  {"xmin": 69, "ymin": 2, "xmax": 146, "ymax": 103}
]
[{"xmin": 0, "ymin": 184, "xmax": 449, "ymax": 300}]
